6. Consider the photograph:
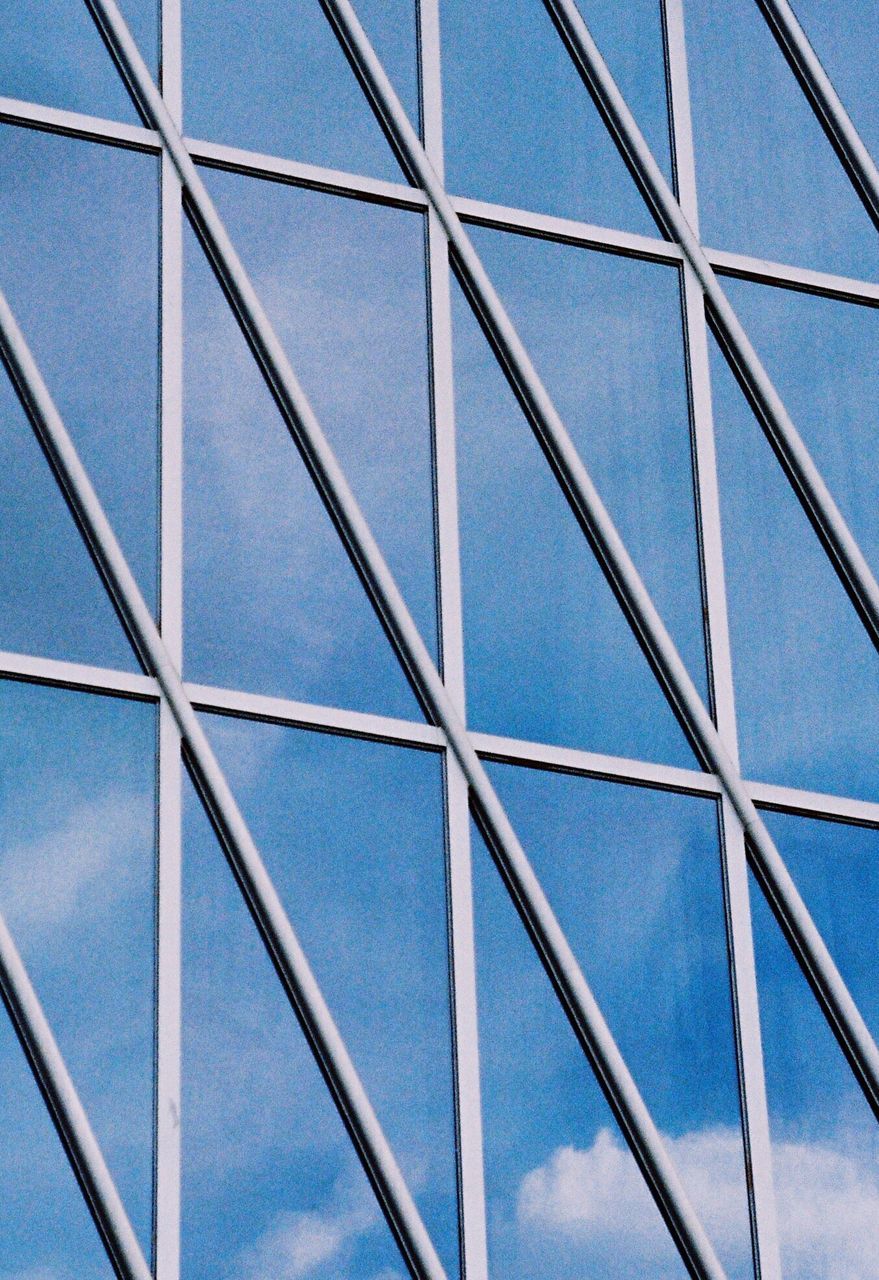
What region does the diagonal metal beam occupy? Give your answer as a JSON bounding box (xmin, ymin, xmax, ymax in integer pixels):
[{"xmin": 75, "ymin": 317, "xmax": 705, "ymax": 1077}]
[
  {"xmin": 0, "ymin": 289, "xmax": 445, "ymax": 1280},
  {"xmin": 543, "ymin": 0, "xmax": 879, "ymax": 652},
  {"xmin": 72, "ymin": 4, "xmax": 730, "ymax": 1277},
  {"xmin": 306, "ymin": 0, "xmax": 879, "ymax": 1125},
  {"xmin": 756, "ymin": 0, "xmax": 879, "ymax": 234},
  {"xmin": 0, "ymin": 898, "xmax": 151, "ymax": 1280}
]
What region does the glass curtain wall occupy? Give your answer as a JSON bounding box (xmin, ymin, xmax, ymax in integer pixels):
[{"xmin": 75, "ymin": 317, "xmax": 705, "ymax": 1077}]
[{"xmin": 0, "ymin": 2, "xmax": 877, "ymax": 1279}]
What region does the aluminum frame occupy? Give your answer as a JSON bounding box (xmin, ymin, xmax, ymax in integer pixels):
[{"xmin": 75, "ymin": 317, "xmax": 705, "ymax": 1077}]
[{"xmin": 1, "ymin": 2, "xmax": 878, "ymax": 1278}]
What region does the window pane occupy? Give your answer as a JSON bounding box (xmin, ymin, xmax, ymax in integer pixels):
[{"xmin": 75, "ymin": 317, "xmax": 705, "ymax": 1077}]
[
  {"xmin": 454, "ymin": 236, "xmax": 701, "ymax": 766},
  {"xmin": 790, "ymin": 0, "xmax": 879, "ymax": 168},
  {"xmin": 750, "ymin": 851, "xmax": 879, "ymax": 1278},
  {"xmin": 685, "ymin": 0, "xmax": 879, "ymax": 277},
  {"xmin": 0, "ymin": 679, "xmax": 156, "ymax": 1262},
  {"xmin": 183, "ymin": 0, "xmax": 412, "ymax": 179},
  {"xmin": 184, "ymin": 173, "xmax": 435, "ymax": 715},
  {"xmin": 0, "ymin": 0, "xmax": 156, "ymax": 120},
  {"xmin": 183, "ymin": 721, "xmax": 458, "ymax": 1277},
  {"xmin": 709, "ymin": 327, "xmax": 879, "ymax": 799},
  {"xmin": 441, "ymin": 0, "xmax": 662, "ymax": 230},
  {"xmin": 0, "ymin": 125, "xmax": 159, "ymax": 663},
  {"xmin": 476, "ymin": 768, "xmax": 749, "ymax": 1279}
]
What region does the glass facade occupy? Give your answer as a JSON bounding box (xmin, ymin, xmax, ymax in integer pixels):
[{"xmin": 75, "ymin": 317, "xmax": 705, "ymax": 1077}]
[{"xmin": 0, "ymin": 3, "xmax": 877, "ymax": 1279}]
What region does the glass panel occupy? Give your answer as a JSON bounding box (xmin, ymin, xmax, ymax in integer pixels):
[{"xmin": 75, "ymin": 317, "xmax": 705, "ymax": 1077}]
[
  {"xmin": 183, "ymin": 0, "xmax": 411, "ymax": 179},
  {"xmin": 479, "ymin": 767, "xmax": 749, "ymax": 1279},
  {"xmin": 183, "ymin": 723, "xmax": 456, "ymax": 1277},
  {"xmin": 724, "ymin": 278, "xmax": 879, "ymax": 582},
  {"xmin": 790, "ymin": 0, "xmax": 879, "ymax": 168},
  {"xmin": 453, "ymin": 241, "xmax": 699, "ymax": 766},
  {"xmin": 0, "ymin": 125, "xmax": 160, "ymax": 645},
  {"xmin": 685, "ymin": 0, "xmax": 879, "ymax": 278},
  {"xmin": 441, "ymin": 0, "xmax": 662, "ymax": 230},
  {"xmin": 750, "ymin": 860, "xmax": 879, "ymax": 1278},
  {"xmin": 709, "ymin": 328, "xmax": 879, "ymax": 799},
  {"xmin": 0, "ymin": 679, "xmax": 156, "ymax": 1261},
  {"xmin": 0, "ymin": 0, "xmax": 156, "ymax": 120},
  {"xmin": 184, "ymin": 173, "xmax": 434, "ymax": 717},
  {"xmin": 0, "ymin": 1005, "xmax": 115, "ymax": 1280}
]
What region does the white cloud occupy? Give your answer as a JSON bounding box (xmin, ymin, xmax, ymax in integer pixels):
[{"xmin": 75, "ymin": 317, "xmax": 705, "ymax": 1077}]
[
  {"xmin": 0, "ymin": 790, "xmax": 151, "ymax": 936},
  {"xmin": 230, "ymin": 1173, "xmax": 381, "ymax": 1280},
  {"xmin": 518, "ymin": 1125, "xmax": 879, "ymax": 1278}
]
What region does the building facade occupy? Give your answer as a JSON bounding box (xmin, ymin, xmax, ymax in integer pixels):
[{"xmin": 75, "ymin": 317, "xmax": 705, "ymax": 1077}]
[{"xmin": 0, "ymin": 1, "xmax": 878, "ymax": 1278}]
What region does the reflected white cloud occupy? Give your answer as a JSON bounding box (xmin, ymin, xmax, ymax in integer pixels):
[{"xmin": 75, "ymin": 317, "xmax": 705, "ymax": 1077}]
[
  {"xmin": 519, "ymin": 1126, "xmax": 879, "ymax": 1278},
  {"xmin": 230, "ymin": 1174, "xmax": 397, "ymax": 1280},
  {"xmin": 0, "ymin": 790, "xmax": 150, "ymax": 935}
]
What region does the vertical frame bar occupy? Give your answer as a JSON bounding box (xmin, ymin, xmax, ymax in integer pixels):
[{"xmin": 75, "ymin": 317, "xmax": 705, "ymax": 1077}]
[
  {"xmin": 155, "ymin": 1, "xmax": 183, "ymax": 1276},
  {"xmin": 662, "ymin": 3, "xmax": 781, "ymax": 1276},
  {"xmin": 417, "ymin": 2, "xmax": 489, "ymax": 1275}
]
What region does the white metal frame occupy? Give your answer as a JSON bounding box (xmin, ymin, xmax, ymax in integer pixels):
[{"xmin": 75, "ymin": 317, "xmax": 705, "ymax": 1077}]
[{"xmin": 1, "ymin": 1, "xmax": 878, "ymax": 1278}]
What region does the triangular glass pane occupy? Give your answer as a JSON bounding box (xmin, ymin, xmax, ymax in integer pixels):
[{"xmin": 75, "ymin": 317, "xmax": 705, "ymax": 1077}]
[
  {"xmin": 473, "ymin": 818, "xmax": 694, "ymax": 1278},
  {"xmin": 452, "ymin": 271, "xmax": 698, "ymax": 766},
  {"xmin": 709, "ymin": 328, "xmax": 879, "ymax": 799},
  {"xmin": 684, "ymin": 0, "xmax": 879, "ymax": 278},
  {"xmin": 0, "ymin": 678, "xmax": 156, "ymax": 1263},
  {"xmin": 198, "ymin": 714, "xmax": 459, "ymax": 1277},
  {"xmin": 183, "ymin": 185, "xmax": 431, "ymax": 718},
  {"xmin": 0, "ymin": 0, "xmax": 156, "ymax": 122},
  {"xmin": 441, "ymin": 0, "xmax": 665, "ymax": 231},
  {"xmin": 0, "ymin": 1006, "xmax": 116, "ymax": 1280},
  {"xmin": 750, "ymin": 855, "xmax": 879, "ymax": 1277},
  {"xmin": 182, "ymin": 761, "xmax": 431, "ymax": 1280},
  {"xmin": 183, "ymin": 0, "xmax": 410, "ymax": 180},
  {"xmin": 790, "ymin": 0, "xmax": 879, "ymax": 170},
  {"xmin": 480, "ymin": 766, "xmax": 751, "ymax": 1278},
  {"xmin": 0, "ymin": 124, "xmax": 159, "ymax": 652}
]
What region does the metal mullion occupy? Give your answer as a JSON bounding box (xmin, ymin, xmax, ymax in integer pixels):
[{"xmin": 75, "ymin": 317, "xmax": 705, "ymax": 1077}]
[
  {"xmin": 756, "ymin": 0, "xmax": 879, "ymax": 233},
  {"xmin": 155, "ymin": 1, "xmax": 183, "ymax": 1276},
  {"xmin": 307, "ymin": 0, "xmax": 879, "ymax": 1136},
  {"xmin": 663, "ymin": 4, "xmax": 780, "ymax": 1276},
  {"xmin": 542, "ymin": 0, "xmax": 879, "ymax": 660},
  {"xmin": 51, "ymin": 6, "xmax": 728, "ymax": 1274},
  {"xmin": 418, "ymin": 2, "xmax": 488, "ymax": 1276}
]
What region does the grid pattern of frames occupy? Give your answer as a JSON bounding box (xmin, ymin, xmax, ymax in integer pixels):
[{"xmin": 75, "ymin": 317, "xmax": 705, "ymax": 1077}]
[{"xmin": 1, "ymin": 2, "xmax": 878, "ymax": 1279}]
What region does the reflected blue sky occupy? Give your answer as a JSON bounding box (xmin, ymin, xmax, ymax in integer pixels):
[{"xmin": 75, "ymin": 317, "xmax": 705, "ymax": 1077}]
[
  {"xmin": 183, "ymin": 0, "xmax": 414, "ymax": 178},
  {"xmin": 790, "ymin": 0, "xmax": 879, "ymax": 168},
  {"xmin": 0, "ymin": 123, "xmax": 158, "ymax": 668},
  {"xmin": 184, "ymin": 171, "xmax": 433, "ymax": 717},
  {"xmin": 441, "ymin": 0, "xmax": 665, "ymax": 229},
  {"xmin": 685, "ymin": 0, "xmax": 879, "ymax": 278},
  {"xmin": 750, "ymin": 820, "xmax": 879, "ymax": 1279},
  {"xmin": 183, "ymin": 720, "xmax": 457, "ymax": 1279},
  {"xmin": 454, "ymin": 235, "xmax": 702, "ymax": 766},
  {"xmin": 0, "ymin": 0, "xmax": 155, "ymax": 120},
  {"xmin": 0, "ymin": 679, "xmax": 155, "ymax": 1274},
  {"xmin": 473, "ymin": 770, "xmax": 748, "ymax": 1279},
  {"xmin": 709, "ymin": 307, "xmax": 879, "ymax": 800}
]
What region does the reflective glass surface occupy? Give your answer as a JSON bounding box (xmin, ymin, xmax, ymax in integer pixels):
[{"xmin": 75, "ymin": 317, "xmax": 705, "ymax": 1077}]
[
  {"xmin": 454, "ymin": 236, "xmax": 701, "ymax": 765},
  {"xmin": 441, "ymin": 0, "xmax": 662, "ymax": 229},
  {"xmin": 183, "ymin": 0, "xmax": 414, "ymax": 177},
  {"xmin": 750, "ymin": 845, "xmax": 879, "ymax": 1279},
  {"xmin": 709, "ymin": 326, "xmax": 879, "ymax": 799},
  {"xmin": 685, "ymin": 0, "xmax": 879, "ymax": 278},
  {"xmin": 0, "ymin": 124, "xmax": 159, "ymax": 663},
  {"xmin": 790, "ymin": 0, "xmax": 879, "ymax": 168},
  {"xmin": 183, "ymin": 721, "xmax": 457, "ymax": 1277},
  {"xmin": 0, "ymin": 679, "xmax": 156, "ymax": 1264},
  {"xmin": 184, "ymin": 172, "xmax": 434, "ymax": 714},
  {"xmin": 476, "ymin": 768, "xmax": 748, "ymax": 1279},
  {"xmin": 0, "ymin": 0, "xmax": 156, "ymax": 120}
]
